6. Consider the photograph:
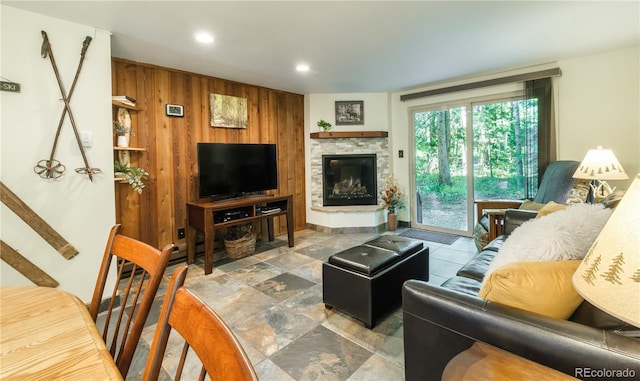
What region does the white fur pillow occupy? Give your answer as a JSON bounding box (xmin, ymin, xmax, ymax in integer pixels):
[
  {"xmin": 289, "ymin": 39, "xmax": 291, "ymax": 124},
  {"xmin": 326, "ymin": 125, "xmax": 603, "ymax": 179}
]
[{"xmin": 485, "ymin": 203, "xmax": 612, "ymax": 280}]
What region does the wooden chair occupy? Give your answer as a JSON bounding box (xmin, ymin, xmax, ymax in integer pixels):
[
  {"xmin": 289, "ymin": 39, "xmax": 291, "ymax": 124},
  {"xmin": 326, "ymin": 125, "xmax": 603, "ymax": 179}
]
[
  {"xmin": 89, "ymin": 224, "xmax": 174, "ymax": 378},
  {"xmin": 142, "ymin": 265, "xmax": 258, "ymax": 381}
]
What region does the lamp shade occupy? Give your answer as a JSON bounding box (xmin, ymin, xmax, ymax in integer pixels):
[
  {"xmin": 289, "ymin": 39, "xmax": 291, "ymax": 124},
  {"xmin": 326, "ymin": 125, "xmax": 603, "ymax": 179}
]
[
  {"xmin": 573, "ymin": 146, "xmax": 628, "ymax": 180},
  {"xmin": 572, "ymin": 174, "xmax": 640, "ymax": 327}
]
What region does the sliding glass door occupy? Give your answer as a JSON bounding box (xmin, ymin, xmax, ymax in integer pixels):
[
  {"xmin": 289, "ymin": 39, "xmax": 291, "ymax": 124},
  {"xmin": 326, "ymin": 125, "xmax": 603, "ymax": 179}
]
[
  {"xmin": 412, "ymin": 105, "xmax": 470, "ymax": 234},
  {"xmin": 411, "ymin": 95, "xmax": 538, "ymax": 236}
]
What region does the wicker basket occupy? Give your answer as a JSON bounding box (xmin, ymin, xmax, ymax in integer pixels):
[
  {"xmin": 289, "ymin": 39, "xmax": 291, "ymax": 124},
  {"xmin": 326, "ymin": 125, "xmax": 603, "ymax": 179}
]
[{"xmin": 224, "ymin": 232, "xmax": 257, "ymax": 259}]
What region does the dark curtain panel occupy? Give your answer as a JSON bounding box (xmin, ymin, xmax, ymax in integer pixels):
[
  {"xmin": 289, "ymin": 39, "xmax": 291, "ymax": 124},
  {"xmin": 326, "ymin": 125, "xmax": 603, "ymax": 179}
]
[{"xmin": 523, "ymin": 77, "xmax": 555, "ymax": 198}]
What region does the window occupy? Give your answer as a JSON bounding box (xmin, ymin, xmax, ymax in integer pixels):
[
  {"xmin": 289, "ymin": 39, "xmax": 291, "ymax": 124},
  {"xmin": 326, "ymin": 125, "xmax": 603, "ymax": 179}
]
[{"xmin": 472, "ymin": 97, "xmax": 539, "ymax": 201}]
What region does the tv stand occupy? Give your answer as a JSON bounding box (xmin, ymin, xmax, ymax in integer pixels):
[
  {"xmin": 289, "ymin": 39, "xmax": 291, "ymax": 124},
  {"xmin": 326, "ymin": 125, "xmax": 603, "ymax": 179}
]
[
  {"xmin": 214, "ymin": 193, "xmax": 271, "ymax": 204},
  {"xmin": 186, "ymin": 194, "xmax": 294, "ymax": 274}
]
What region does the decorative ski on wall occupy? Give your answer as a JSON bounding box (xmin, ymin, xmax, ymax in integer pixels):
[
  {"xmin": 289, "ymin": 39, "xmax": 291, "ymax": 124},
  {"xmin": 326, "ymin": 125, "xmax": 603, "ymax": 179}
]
[
  {"xmin": 1, "ymin": 181, "xmax": 78, "ymax": 259},
  {"xmin": 0, "ymin": 241, "xmax": 59, "ymax": 287}
]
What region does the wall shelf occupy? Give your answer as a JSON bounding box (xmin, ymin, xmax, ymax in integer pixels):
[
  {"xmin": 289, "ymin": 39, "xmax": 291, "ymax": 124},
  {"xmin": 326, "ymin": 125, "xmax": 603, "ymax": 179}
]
[
  {"xmin": 113, "ymin": 146, "xmax": 147, "ymax": 152},
  {"xmin": 112, "ymin": 100, "xmax": 144, "ymax": 111},
  {"xmin": 310, "ymin": 131, "xmax": 388, "ymax": 139}
]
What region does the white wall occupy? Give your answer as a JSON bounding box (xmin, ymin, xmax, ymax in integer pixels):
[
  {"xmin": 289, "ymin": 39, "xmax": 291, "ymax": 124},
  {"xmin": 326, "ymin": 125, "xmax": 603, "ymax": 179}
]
[
  {"xmin": 556, "ymin": 46, "xmax": 640, "ymax": 191},
  {"xmin": 0, "ymin": 6, "xmax": 115, "ymax": 302}
]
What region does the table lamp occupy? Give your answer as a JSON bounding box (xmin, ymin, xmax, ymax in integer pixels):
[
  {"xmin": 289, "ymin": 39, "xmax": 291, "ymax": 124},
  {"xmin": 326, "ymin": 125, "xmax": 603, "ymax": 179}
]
[
  {"xmin": 573, "ymin": 146, "xmax": 628, "ymax": 202},
  {"xmin": 572, "ymin": 174, "xmax": 640, "ymax": 328}
]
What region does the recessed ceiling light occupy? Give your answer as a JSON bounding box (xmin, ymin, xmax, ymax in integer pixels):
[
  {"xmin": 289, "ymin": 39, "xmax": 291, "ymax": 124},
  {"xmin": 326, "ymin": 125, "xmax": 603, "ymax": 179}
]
[
  {"xmin": 195, "ymin": 32, "xmax": 214, "ymax": 44},
  {"xmin": 296, "ymin": 64, "xmax": 310, "ymax": 72}
]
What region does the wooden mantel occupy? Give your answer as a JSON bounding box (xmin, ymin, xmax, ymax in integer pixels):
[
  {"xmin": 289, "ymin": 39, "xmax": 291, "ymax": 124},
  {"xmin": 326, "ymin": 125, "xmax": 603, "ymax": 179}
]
[{"xmin": 310, "ymin": 131, "xmax": 388, "ymax": 139}]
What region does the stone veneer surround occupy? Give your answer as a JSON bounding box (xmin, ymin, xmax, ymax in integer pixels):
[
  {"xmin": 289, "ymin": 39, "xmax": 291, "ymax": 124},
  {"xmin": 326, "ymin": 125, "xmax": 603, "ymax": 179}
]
[{"xmin": 310, "ymin": 137, "xmax": 390, "ymax": 209}]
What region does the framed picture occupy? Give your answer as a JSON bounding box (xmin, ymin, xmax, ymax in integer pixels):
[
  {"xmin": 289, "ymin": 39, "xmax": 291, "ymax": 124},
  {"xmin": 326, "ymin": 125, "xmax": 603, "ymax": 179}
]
[
  {"xmin": 209, "ymin": 93, "xmax": 248, "ymax": 129},
  {"xmin": 335, "ymin": 100, "xmax": 364, "ymax": 125},
  {"xmin": 166, "ymin": 104, "xmax": 184, "ymax": 117}
]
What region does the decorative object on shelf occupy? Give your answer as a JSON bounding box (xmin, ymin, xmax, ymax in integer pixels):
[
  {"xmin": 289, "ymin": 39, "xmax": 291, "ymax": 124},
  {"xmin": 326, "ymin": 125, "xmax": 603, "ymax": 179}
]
[
  {"xmin": 572, "ymin": 174, "xmax": 640, "ymax": 327},
  {"xmin": 381, "ymin": 174, "xmax": 405, "ymax": 231},
  {"xmin": 114, "ymin": 108, "xmax": 132, "ymax": 148},
  {"xmin": 37, "ymin": 30, "xmax": 99, "ymax": 180},
  {"xmin": 317, "ymin": 119, "xmax": 332, "ymax": 132},
  {"xmin": 166, "ymin": 104, "xmax": 184, "ymax": 117},
  {"xmin": 209, "ymin": 93, "xmax": 248, "ymax": 128},
  {"xmin": 335, "ymin": 100, "xmax": 364, "ymax": 125},
  {"xmin": 224, "ymin": 224, "xmax": 256, "ymax": 259},
  {"xmin": 572, "ymin": 146, "xmax": 628, "ymax": 202},
  {"xmin": 116, "ymin": 134, "xmax": 128, "ymax": 148},
  {"xmin": 39, "ymin": 30, "xmax": 100, "ymax": 181},
  {"xmin": 114, "ymin": 160, "xmax": 149, "ymax": 194}
]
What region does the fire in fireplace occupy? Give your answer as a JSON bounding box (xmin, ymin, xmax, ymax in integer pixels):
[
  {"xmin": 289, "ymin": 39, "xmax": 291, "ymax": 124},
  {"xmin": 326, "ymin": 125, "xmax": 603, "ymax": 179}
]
[{"xmin": 322, "ymin": 154, "xmax": 377, "ymax": 206}]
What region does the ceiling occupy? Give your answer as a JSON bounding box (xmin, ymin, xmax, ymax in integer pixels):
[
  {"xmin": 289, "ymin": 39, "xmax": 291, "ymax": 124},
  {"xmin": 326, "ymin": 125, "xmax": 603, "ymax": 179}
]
[{"xmin": 5, "ymin": 1, "xmax": 639, "ymax": 94}]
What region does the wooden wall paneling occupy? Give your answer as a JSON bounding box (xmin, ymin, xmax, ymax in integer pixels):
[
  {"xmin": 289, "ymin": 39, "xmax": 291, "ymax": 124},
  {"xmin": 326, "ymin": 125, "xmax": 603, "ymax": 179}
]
[
  {"xmin": 264, "ymin": 90, "xmax": 277, "ymax": 145},
  {"xmin": 247, "ymin": 86, "xmax": 260, "ymax": 143},
  {"xmin": 191, "ymin": 77, "xmax": 206, "ymax": 202},
  {"xmin": 275, "ymin": 93, "xmax": 287, "ymax": 234},
  {"xmin": 112, "ymin": 58, "xmax": 306, "ymax": 253},
  {"xmin": 196, "ymin": 77, "xmax": 209, "ymax": 145},
  {"xmin": 283, "ymin": 92, "xmax": 300, "ymax": 233},
  {"xmin": 256, "ymin": 89, "xmax": 269, "ymax": 141},
  {"xmin": 153, "ymin": 69, "xmax": 175, "ymax": 249},
  {"xmin": 294, "ymin": 93, "xmax": 306, "ymax": 230},
  {"xmin": 170, "ymin": 71, "xmax": 188, "ymax": 247},
  {"xmin": 135, "ymin": 66, "xmax": 156, "ymax": 246}
]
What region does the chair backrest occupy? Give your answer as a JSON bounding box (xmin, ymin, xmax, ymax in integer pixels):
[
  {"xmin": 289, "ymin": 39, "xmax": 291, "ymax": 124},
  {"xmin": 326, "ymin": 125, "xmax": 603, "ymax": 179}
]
[
  {"xmin": 533, "ymin": 160, "xmax": 581, "ymax": 204},
  {"xmin": 142, "ymin": 265, "xmax": 258, "ymax": 381},
  {"xmin": 89, "ymin": 224, "xmax": 174, "ymax": 378}
]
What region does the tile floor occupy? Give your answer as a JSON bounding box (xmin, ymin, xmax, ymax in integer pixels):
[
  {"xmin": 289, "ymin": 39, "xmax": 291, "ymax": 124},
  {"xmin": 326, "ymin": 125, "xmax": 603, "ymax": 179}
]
[{"xmin": 124, "ymin": 228, "xmax": 478, "ymax": 380}]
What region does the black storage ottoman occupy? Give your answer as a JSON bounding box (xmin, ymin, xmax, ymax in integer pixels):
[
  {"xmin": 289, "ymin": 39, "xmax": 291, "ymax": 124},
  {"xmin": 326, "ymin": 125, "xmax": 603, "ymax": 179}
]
[{"xmin": 322, "ymin": 235, "xmax": 429, "ymax": 328}]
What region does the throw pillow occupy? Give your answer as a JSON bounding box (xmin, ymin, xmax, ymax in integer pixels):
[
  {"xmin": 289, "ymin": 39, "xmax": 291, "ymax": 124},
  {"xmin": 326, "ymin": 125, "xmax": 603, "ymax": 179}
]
[
  {"xmin": 485, "ymin": 203, "xmax": 612, "ymax": 278},
  {"xmin": 478, "ymin": 260, "xmax": 584, "ymax": 319},
  {"xmin": 518, "ymin": 199, "xmax": 545, "ymax": 211},
  {"xmin": 535, "ymin": 201, "xmax": 567, "ymax": 219}
]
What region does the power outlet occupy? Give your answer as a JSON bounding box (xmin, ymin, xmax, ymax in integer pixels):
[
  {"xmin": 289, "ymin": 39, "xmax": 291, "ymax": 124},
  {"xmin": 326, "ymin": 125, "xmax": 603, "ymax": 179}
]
[{"xmin": 177, "ymin": 228, "xmax": 185, "ymax": 239}]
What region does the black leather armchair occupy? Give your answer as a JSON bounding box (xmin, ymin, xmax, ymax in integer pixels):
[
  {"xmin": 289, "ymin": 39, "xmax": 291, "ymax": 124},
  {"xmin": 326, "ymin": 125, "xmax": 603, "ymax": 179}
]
[{"xmin": 474, "ymin": 160, "xmax": 586, "ymax": 250}]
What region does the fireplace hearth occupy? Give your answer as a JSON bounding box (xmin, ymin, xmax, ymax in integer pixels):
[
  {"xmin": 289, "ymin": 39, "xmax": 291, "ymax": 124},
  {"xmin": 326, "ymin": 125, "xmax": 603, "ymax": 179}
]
[{"xmin": 323, "ymin": 154, "xmax": 377, "ymax": 206}]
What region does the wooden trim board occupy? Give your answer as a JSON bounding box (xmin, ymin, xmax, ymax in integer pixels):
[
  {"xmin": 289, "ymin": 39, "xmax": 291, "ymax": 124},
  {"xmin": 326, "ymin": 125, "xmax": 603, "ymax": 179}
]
[
  {"xmin": 0, "ymin": 181, "xmax": 78, "ymax": 259},
  {"xmin": 0, "ymin": 240, "xmax": 59, "ymax": 287}
]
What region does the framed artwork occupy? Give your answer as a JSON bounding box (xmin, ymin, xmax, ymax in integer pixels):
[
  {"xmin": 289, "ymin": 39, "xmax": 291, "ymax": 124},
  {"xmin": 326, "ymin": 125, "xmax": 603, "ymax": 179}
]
[
  {"xmin": 166, "ymin": 104, "xmax": 184, "ymax": 117},
  {"xmin": 335, "ymin": 100, "xmax": 364, "ymax": 125},
  {"xmin": 209, "ymin": 93, "xmax": 248, "ymax": 129}
]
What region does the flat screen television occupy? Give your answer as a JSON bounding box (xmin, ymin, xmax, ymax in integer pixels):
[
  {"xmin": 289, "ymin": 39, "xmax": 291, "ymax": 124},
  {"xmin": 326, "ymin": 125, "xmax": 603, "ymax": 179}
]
[{"xmin": 197, "ymin": 143, "xmax": 278, "ymax": 198}]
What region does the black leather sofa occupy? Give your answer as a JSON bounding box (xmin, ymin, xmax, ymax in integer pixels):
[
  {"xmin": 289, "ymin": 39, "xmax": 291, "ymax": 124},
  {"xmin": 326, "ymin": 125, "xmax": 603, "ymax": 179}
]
[{"xmin": 403, "ymin": 209, "xmax": 640, "ymax": 380}]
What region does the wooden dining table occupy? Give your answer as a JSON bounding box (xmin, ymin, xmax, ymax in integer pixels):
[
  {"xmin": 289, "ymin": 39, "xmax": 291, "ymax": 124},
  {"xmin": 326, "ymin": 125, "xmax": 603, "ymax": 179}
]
[{"xmin": 0, "ymin": 286, "xmax": 123, "ymax": 380}]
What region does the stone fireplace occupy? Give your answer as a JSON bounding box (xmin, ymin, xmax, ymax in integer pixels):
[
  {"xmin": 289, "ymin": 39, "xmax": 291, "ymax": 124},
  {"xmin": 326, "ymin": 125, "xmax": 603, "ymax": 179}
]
[
  {"xmin": 323, "ymin": 154, "xmax": 377, "ymax": 206},
  {"xmin": 308, "ymin": 133, "xmax": 390, "ymax": 232}
]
